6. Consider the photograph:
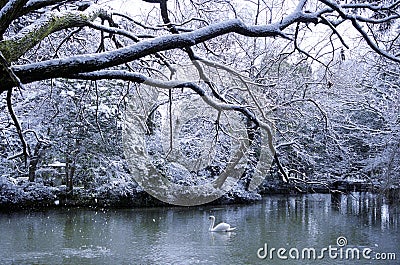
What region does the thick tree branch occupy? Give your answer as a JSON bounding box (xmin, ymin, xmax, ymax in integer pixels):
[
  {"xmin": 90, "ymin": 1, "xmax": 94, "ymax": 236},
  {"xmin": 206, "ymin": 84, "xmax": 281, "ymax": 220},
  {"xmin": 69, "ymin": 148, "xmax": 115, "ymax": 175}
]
[
  {"xmin": 0, "ymin": 1, "xmax": 397, "ymax": 93},
  {"xmin": 1, "ymin": 17, "xmax": 312, "ymax": 89},
  {"xmin": 0, "ymin": 3, "xmax": 108, "ymax": 61},
  {"xmin": 0, "ymin": 0, "xmax": 29, "ymax": 37},
  {"xmin": 158, "ymin": 0, "xmax": 227, "ymax": 102},
  {"xmin": 22, "ymin": 0, "xmax": 68, "ymax": 15}
]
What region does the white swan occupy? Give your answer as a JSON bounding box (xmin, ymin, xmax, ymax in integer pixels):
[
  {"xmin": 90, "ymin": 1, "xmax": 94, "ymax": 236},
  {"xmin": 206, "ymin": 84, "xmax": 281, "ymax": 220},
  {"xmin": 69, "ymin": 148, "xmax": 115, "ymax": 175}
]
[{"xmin": 208, "ymin": 216, "xmax": 236, "ymax": 232}]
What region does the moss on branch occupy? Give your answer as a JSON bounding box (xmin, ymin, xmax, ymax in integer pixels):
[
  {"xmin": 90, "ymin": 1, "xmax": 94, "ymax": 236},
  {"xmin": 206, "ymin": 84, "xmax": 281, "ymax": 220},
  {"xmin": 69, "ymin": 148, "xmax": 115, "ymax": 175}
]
[{"xmin": 0, "ymin": 4, "xmax": 108, "ymax": 62}]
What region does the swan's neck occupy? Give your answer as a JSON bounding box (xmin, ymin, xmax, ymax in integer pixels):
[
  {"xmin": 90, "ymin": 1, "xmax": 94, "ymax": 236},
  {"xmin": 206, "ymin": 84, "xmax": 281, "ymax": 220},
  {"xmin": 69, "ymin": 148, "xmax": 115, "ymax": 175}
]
[{"xmin": 209, "ymin": 218, "xmax": 215, "ymax": 231}]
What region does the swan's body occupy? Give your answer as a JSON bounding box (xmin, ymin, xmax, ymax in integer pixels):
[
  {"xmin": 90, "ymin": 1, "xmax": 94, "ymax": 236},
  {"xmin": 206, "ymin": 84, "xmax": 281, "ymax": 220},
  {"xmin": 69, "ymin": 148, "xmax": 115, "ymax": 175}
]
[{"xmin": 208, "ymin": 216, "xmax": 236, "ymax": 232}]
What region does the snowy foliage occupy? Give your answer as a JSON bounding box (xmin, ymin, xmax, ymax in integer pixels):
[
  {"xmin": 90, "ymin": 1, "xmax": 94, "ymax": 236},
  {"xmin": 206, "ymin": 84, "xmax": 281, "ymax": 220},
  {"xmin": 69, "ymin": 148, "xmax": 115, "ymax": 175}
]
[{"xmin": 0, "ymin": 0, "xmax": 400, "ymax": 206}]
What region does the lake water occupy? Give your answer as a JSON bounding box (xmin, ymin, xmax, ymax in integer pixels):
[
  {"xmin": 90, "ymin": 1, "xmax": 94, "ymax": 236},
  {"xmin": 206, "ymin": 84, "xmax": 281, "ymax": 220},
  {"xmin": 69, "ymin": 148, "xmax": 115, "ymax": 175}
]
[{"xmin": 0, "ymin": 193, "xmax": 399, "ymax": 265}]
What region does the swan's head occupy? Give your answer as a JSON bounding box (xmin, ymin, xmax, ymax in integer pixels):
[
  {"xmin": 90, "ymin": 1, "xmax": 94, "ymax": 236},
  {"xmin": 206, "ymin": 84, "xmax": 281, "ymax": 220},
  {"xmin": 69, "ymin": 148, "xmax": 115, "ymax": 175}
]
[{"xmin": 208, "ymin": 216, "xmax": 215, "ymax": 220}]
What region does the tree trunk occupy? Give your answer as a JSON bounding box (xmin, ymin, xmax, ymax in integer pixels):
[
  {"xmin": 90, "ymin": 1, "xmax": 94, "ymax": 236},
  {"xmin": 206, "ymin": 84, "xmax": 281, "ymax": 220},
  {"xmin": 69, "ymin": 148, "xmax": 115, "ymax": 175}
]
[
  {"xmin": 65, "ymin": 154, "xmax": 75, "ymax": 192},
  {"xmin": 28, "ymin": 142, "xmax": 42, "ymax": 182},
  {"xmin": 65, "ymin": 156, "xmax": 75, "ymax": 192}
]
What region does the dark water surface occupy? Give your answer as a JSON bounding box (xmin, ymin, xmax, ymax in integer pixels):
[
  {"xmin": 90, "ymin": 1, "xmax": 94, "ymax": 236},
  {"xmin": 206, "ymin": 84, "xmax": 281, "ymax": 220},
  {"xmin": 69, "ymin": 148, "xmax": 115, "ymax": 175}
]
[{"xmin": 0, "ymin": 193, "xmax": 399, "ymax": 264}]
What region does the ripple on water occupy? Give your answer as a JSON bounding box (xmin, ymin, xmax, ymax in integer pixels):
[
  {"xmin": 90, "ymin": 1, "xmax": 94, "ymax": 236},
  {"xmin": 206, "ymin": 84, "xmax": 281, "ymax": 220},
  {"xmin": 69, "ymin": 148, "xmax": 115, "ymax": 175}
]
[{"xmin": 61, "ymin": 245, "xmax": 111, "ymax": 259}]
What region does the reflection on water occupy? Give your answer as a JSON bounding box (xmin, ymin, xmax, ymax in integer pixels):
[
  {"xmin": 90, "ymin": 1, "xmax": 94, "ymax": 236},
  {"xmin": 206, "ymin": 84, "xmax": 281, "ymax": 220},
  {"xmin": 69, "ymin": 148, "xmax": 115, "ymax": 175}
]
[
  {"xmin": 0, "ymin": 193, "xmax": 399, "ymax": 265},
  {"xmin": 331, "ymin": 192, "xmax": 399, "ymax": 232}
]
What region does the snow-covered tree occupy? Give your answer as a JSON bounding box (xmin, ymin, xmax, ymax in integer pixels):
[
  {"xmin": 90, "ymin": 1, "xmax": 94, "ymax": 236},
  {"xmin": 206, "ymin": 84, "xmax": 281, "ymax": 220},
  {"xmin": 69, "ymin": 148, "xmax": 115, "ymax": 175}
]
[{"xmin": 1, "ymin": 0, "xmax": 400, "ymax": 203}]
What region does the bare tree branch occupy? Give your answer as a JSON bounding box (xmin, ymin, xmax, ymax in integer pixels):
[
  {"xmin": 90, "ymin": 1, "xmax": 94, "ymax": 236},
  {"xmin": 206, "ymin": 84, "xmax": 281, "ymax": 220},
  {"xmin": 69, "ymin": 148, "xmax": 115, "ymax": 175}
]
[
  {"xmin": 67, "ymin": 69, "xmax": 283, "ymax": 180},
  {"xmin": 6, "ymin": 88, "xmax": 29, "ymax": 162},
  {"xmin": 319, "ymin": 0, "xmax": 400, "ymax": 63}
]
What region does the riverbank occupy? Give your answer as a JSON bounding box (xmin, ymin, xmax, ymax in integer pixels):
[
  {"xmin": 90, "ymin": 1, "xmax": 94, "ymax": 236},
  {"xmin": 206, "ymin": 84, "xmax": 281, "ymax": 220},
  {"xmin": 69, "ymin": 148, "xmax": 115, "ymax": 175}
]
[
  {"xmin": 1, "ymin": 176, "xmax": 399, "ymax": 211},
  {"xmin": 0, "ymin": 175, "xmax": 263, "ymax": 211}
]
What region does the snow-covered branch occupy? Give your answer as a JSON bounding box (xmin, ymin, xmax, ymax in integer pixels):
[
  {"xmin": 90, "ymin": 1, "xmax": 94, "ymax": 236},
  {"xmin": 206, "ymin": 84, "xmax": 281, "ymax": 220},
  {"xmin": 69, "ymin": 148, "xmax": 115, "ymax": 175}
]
[
  {"xmin": 69, "ymin": 69, "xmax": 278, "ymax": 169},
  {"xmin": 0, "ymin": 0, "xmax": 397, "ymax": 91},
  {"xmin": 0, "ymin": 3, "xmax": 109, "ymax": 61},
  {"xmin": 0, "ymin": 0, "xmax": 28, "ymax": 36},
  {"xmin": 0, "ymin": 16, "xmax": 307, "ymax": 88},
  {"xmin": 318, "ymin": 0, "xmax": 400, "ymax": 63}
]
